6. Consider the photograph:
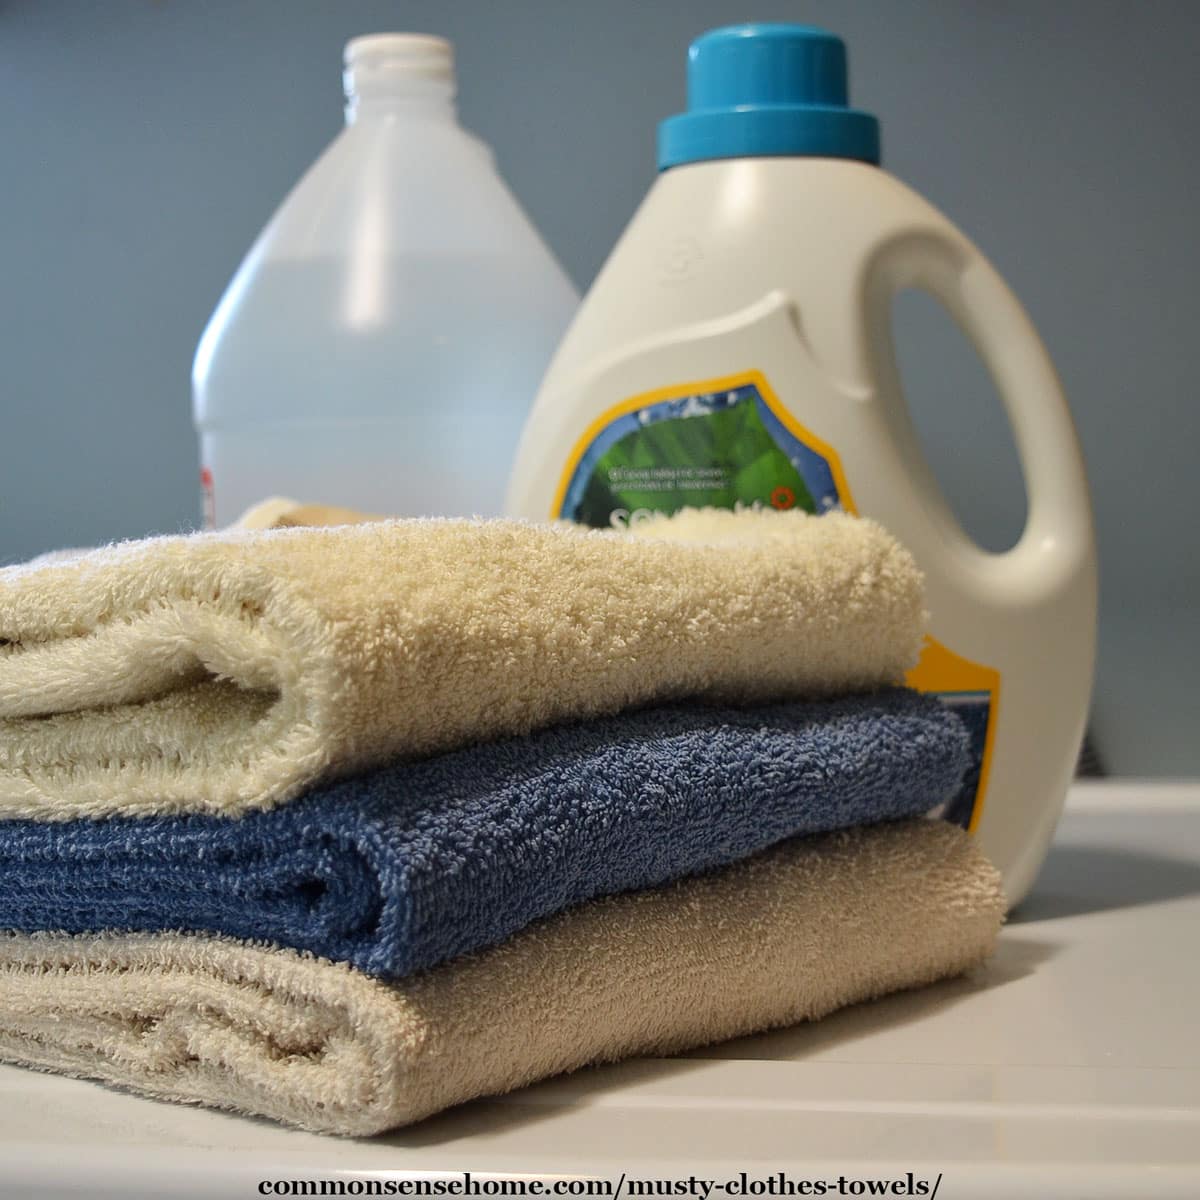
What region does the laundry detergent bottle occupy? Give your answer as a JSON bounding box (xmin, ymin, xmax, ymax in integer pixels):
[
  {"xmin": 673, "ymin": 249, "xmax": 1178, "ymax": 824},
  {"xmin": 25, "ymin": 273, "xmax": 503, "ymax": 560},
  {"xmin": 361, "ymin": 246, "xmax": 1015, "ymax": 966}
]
[
  {"xmin": 193, "ymin": 34, "xmax": 577, "ymax": 527},
  {"xmin": 506, "ymin": 24, "xmax": 1097, "ymax": 906}
]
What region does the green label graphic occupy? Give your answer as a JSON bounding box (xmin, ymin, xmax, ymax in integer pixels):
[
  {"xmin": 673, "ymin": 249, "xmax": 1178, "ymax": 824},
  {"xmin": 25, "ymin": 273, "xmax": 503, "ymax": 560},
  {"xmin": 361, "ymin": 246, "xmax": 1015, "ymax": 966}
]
[{"xmin": 559, "ymin": 378, "xmax": 842, "ymax": 528}]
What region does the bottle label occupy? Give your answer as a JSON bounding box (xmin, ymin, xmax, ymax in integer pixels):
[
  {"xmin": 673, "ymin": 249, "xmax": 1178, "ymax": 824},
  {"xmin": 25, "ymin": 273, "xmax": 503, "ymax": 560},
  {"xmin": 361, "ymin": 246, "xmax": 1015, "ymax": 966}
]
[
  {"xmin": 554, "ymin": 372, "xmax": 849, "ymax": 526},
  {"xmin": 200, "ymin": 466, "xmax": 216, "ymax": 531},
  {"xmin": 554, "ymin": 369, "xmax": 999, "ymax": 832}
]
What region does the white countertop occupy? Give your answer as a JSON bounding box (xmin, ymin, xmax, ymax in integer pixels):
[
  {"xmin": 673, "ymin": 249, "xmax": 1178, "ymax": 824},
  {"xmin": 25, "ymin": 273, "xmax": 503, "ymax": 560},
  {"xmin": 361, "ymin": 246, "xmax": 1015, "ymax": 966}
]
[{"xmin": 1, "ymin": 780, "xmax": 1197, "ymax": 1199}]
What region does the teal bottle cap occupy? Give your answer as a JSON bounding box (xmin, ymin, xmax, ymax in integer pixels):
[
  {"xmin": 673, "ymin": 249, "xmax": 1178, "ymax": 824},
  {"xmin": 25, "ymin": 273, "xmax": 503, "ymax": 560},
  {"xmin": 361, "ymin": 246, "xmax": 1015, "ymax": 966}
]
[{"xmin": 658, "ymin": 24, "xmax": 881, "ymax": 170}]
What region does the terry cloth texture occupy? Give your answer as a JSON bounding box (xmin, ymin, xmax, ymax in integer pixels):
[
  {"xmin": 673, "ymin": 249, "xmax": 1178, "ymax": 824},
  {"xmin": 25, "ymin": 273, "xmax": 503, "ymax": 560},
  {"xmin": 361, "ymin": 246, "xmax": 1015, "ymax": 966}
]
[
  {"xmin": 0, "ymin": 689, "xmax": 967, "ymax": 978},
  {"xmin": 0, "ymin": 509, "xmax": 925, "ymax": 821},
  {"xmin": 0, "ymin": 820, "xmax": 1005, "ymax": 1137}
]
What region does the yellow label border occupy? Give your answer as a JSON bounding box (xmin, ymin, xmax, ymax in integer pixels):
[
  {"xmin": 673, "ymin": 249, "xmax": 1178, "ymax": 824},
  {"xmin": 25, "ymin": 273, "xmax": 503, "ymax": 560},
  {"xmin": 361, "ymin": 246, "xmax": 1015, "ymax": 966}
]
[
  {"xmin": 551, "ymin": 369, "xmax": 859, "ymax": 518},
  {"xmin": 906, "ymin": 636, "xmax": 1002, "ymax": 835}
]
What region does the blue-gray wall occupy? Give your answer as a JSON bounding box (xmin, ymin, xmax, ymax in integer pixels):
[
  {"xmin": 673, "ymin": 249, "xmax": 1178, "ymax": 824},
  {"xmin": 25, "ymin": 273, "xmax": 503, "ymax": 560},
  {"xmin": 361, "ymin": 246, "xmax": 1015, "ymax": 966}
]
[{"xmin": 1, "ymin": 0, "xmax": 1197, "ymax": 776}]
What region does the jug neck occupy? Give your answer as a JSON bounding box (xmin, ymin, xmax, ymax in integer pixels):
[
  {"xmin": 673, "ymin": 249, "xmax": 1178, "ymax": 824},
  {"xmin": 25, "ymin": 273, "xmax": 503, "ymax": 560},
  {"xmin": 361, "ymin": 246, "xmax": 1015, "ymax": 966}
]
[{"xmin": 342, "ymin": 33, "xmax": 458, "ymax": 125}]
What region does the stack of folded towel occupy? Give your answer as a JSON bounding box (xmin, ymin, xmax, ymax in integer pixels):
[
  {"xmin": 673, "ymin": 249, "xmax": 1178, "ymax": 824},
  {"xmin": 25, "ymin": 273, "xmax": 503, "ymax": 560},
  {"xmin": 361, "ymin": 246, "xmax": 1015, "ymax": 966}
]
[{"xmin": 0, "ymin": 508, "xmax": 1005, "ymax": 1136}]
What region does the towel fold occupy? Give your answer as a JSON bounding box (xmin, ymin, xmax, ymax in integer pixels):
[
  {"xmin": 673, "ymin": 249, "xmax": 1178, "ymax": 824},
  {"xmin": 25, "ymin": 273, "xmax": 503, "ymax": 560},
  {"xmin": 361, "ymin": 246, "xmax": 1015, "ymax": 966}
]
[
  {"xmin": 0, "ymin": 509, "xmax": 923, "ymax": 820},
  {"xmin": 0, "ymin": 820, "xmax": 1004, "ymax": 1136},
  {"xmin": 0, "ymin": 689, "xmax": 966, "ymax": 977}
]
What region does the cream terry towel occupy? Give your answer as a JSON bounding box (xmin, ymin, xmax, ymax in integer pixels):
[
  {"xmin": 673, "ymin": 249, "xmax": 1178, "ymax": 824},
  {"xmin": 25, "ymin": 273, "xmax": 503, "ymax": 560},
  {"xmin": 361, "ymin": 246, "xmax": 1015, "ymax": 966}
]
[
  {"xmin": 0, "ymin": 821, "xmax": 1003, "ymax": 1136},
  {"xmin": 0, "ymin": 509, "xmax": 924, "ymax": 819}
]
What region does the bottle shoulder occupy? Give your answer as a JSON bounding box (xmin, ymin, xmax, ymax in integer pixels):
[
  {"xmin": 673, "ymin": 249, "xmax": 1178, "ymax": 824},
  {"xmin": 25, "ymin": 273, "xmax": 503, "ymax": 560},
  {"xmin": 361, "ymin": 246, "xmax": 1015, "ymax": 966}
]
[
  {"xmin": 634, "ymin": 159, "xmax": 958, "ymax": 253},
  {"xmin": 193, "ymin": 113, "xmax": 577, "ymax": 417},
  {"xmin": 231, "ymin": 119, "xmax": 542, "ymax": 264},
  {"xmin": 551, "ymin": 159, "xmax": 968, "ymax": 365}
]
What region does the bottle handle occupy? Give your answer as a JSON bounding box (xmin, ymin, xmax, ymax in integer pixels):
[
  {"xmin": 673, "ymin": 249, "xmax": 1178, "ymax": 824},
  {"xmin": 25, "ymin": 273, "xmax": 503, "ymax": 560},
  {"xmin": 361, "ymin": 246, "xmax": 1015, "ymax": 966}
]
[{"xmin": 860, "ymin": 227, "xmax": 1094, "ymax": 602}]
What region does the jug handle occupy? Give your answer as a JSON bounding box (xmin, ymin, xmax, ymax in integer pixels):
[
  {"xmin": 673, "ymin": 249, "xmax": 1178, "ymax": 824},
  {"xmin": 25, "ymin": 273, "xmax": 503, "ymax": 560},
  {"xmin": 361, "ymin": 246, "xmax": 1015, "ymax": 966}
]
[{"xmin": 860, "ymin": 228, "xmax": 1094, "ymax": 603}]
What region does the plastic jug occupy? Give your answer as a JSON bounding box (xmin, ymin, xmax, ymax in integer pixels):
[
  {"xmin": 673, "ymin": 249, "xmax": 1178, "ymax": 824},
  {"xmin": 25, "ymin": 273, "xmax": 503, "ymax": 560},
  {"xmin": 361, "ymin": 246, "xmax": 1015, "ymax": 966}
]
[
  {"xmin": 194, "ymin": 33, "xmax": 578, "ymax": 527},
  {"xmin": 506, "ymin": 24, "xmax": 1097, "ymax": 906}
]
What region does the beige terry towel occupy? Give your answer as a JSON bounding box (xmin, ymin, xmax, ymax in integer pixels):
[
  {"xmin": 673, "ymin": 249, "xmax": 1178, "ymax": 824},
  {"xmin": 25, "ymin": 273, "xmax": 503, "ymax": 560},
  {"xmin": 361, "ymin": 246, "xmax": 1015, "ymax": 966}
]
[
  {"xmin": 0, "ymin": 820, "xmax": 1003, "ymax": 1137},
  {"xmin": 0, "ymin": 509, "xmax": 924, "ymax": 819}
]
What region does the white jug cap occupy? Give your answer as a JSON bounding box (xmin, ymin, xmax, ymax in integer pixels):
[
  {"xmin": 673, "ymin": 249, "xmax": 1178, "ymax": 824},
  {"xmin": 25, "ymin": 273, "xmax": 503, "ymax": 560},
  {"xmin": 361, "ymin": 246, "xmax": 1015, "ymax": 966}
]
[{"xmin": 343, "ymin": 33, "xmax": 454, "ymax": 92}]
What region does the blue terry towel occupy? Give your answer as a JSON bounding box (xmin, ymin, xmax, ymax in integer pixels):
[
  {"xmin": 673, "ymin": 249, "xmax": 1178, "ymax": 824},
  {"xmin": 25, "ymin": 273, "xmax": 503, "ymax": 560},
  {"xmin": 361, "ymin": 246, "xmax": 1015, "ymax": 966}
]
[{"xmin": 0, "ymin": 689, "xmax": 966, "ymax": 979}]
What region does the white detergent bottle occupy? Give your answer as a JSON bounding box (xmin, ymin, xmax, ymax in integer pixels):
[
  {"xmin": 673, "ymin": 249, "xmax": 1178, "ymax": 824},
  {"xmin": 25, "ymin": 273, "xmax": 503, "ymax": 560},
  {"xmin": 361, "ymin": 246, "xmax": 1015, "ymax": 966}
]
[
  {"xmin": 193, "ymin": 34, "xmax": 578, "ymax": 527},
  {"xmin": 507, "ymin": 24, "xmax": 1097, "ymax": 906}
]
